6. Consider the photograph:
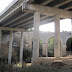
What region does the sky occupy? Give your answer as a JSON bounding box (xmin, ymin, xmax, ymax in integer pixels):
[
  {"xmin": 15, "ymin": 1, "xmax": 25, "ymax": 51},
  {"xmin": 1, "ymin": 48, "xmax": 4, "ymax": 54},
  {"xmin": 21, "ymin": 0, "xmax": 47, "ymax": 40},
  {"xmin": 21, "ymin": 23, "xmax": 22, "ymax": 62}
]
[
  {"xmin": 0, "ymin": 0, "xmax": 18, "ymax": 16},
  {"xmin": 39, "ymin": 19, "xmax": 71, "ymax": 32}
]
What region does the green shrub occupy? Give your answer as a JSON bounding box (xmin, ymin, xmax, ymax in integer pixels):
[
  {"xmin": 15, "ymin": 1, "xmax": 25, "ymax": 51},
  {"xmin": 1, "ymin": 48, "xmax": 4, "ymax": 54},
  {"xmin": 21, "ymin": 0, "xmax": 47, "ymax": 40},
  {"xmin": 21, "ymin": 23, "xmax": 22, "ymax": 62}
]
[
  {"xmin": 48, "ymin": 37, "xmax": 54, "ymax": 57},
  {"xmin": 25, "ymin": 56, "xmax": 31, "ymax": 63},
  {"xmin": 66, "ymin": 37, "xmax": 72, "ymax": 51}
]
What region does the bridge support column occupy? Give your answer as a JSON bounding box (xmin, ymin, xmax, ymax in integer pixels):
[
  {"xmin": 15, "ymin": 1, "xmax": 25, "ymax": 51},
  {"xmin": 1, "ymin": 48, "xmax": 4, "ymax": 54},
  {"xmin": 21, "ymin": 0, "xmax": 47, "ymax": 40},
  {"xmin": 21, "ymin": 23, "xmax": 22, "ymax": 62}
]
[
  {"xmin": 0, "ymin": 30, "xmax": 2, "ymax": 48},
  {"xmin": 54, "ymin": 15, "xmax": 60, "ymax": 57},
  {"xmin": 42, "ymin": 43, "xmax": 48, "ymax": 57},
  {"xmin": 61, "ymin": 44, "xmax": 66, "ymax": 57},
  {"xmin": 71, "ymin": 19, "xmax": 72, "ymax": 34},
  {"xmin": 8, "ymin": 31, "xmax": 13, "ymax": 64},
  {"xmin": 32, "ymin": 12, "xmax": 40, "ymax": 64},
  {"xmin": 20, "ymin": 32, "xmax": 24, "ymax": 65}
]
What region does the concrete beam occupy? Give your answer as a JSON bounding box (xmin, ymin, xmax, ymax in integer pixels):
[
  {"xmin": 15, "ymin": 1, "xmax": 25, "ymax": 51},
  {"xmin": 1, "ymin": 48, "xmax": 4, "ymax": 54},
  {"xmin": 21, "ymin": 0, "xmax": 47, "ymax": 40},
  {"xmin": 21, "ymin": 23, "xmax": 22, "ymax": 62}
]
[
  {"xmin": 54, "ymin": 0, "xmax": 72, "ymax": 8},
  {"xmin": 23, "ymin": 18, "xmax": 54, "ymax": 29},
  {"xmin": 0, "ymin": 30, "xmax": 2, "ymax": 48},
  {"xmin": 2, "ymin": 0, "xmax": 53, "ymax": 27},
  {"xmin": 28, "ymin": 0, "xmax": 34, "ymax": 3},
  {"xmin": 32, "ymin": 12, "xmax": 40, "ymax": 63},
  {"xmin": 3, "ymin": 0, "xmax": 53, "ymax": 27},
  {"xmin": 20, "ymin": 32, "xmax": 24, "ymax": 65},
  {"xmin": 3, "ymin": 13, "xmax": 29, "ymax": 26},
  {"xmin": 8, "ymin": 31, "xmax": 13, "ymax": 64},
  {"xmin": 11, "ymin": 15, "xmax": 48, "ymax": 27},
  {"xmin": 54, "ymin": 15, "xmax": 60, "ymax": 57},
  {"xmin": 0, "ymin": 27, "xmax": 25, "ymax": 31},
  {"xmin": 17, "ymin": 16, "xmax": 53, "ymax": 28},
  {"xmin": 0, "ymin": 0, "xmax": 24, "ymax": 22},
  {"xmin": 41, "ymin": 0, "xmax": 53, "ymax": 5},
  {"xmin": 0, "ymin": 0, "xmax": 72, "ymax": 24},
  {"xmin": 10, "ymin": 16, "xmax": 33, "ymax": 27},
  {"xmin": 65, "ymin": 6, "xmax": 72, "ymax": 10},
  {"xmin": 71, "ymin": 19, "xmax": 72, "ymax": 34},
  {"xmin": 23, "ymin": 3, "xmax": 72, "ymax": 18}
]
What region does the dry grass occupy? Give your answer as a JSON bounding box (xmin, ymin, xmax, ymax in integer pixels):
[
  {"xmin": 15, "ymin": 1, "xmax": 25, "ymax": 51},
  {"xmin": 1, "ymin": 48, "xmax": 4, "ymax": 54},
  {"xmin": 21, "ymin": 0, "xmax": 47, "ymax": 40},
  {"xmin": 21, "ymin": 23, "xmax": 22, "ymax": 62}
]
[{"xmin": 0, "ymin": 44, "xmax": 18, "ymax": 63}]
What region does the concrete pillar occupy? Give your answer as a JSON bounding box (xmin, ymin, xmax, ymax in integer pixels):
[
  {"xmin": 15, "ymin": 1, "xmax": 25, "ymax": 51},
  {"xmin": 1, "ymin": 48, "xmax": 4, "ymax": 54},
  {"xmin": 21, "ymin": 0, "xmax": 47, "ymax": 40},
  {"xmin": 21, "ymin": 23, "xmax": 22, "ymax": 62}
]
[
  {"xmin": 25, "ymin": 44, "xmax": 29, "ymax": 50},
  {"xmin": 20, "ymin": 32, "xmax": 24, "ymax": 64},
  {"xmin": 42, "ymin": 43, "xmax": 48, "ymax": 57},
  {"xmin": 32, "ymin": 12, "xmax": 40, "ymax": 63},
  {"xmin": 25, "ymin": 32, "xmax": 29, "ymax": 44},
  {"xmin": 61, "ymin": 44, "xmax": 66, "ymax": 57},
  {"xmin": 29, "ymin": 38, "xmax": 32, "ymax": 51},
  {"xmin": 71, "ymin": 19, "xmax": 72, "ymax": 34},
  {"xmin": 54, "ymin": 15, "xmax": 60, "ymax": 57},
  {"xmin": 8, "ymin": 31, "xmax": 13, "ymax": 64},
  {"xmin": 0, "ymin": 30, "xmax": 2, "ymax": 48}
]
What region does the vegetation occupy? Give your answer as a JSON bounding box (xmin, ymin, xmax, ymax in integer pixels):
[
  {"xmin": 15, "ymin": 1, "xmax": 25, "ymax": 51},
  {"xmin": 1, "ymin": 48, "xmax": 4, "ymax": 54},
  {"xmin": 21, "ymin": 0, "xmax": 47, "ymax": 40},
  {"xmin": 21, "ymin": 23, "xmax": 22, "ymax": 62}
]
[
  {"xmin": 0, "ymin": 41, "xmax": 72, "ymax": 72},
  {"xmin": 48, "ymin": 37, "xmax": 54, "ymax": 57},
  {"xmin": 21, "ymin": 65, "xmax": 58, "ymax": 72},
  {"xmin": 66, "ymin": 37, "xmax": 72, "ymax": 51},
  {"xmin": 23, "ymin": 49, "xmax": 32, "ymax": 63},
  {"xmin": 0, "ymin": 61, "xmax": 72, "ymax": 72},
  {"xmin": 0, "ymin": 44, "xmax": 18, "ymax": 64},
  {"xmin": 14, "ymin": 46, "xmax": 32, "ymax": 63}
]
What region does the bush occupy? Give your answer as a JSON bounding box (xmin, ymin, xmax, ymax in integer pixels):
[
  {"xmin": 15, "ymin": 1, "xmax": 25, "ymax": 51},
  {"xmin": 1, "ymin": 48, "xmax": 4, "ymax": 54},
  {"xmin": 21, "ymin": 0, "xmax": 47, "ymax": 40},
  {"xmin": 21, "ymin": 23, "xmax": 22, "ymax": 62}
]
[
  {"xmin": 25, "ymin": 56, "xmax": 31, "ymax": 63},
  {"xmin": 0, "ymin": 62, "xmax": 13, "ymax": 72},
  {"xmin": 48, "ymin": 37, "xmax": 54, "ymax": 57},
  {"xmin": 66, "ymin": 37, "xmax": 72, "ymax": 51},
  {"xmin": 23, "ymin": 49, "xmax": 32, "ymax": 63}
]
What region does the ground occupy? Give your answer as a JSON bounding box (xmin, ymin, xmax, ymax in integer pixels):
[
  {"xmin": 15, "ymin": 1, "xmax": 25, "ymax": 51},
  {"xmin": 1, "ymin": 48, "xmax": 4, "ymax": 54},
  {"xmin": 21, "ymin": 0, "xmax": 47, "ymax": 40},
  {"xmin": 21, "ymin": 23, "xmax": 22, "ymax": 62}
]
[{"xmin": 0, "ymin": 58, "xmax": 72, "ymax": 72}]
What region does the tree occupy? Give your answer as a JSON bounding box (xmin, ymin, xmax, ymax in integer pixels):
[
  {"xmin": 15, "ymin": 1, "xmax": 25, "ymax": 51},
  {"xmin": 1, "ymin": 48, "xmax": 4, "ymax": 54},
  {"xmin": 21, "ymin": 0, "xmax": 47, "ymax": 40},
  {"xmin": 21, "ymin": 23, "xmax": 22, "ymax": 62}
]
[{"xmin": 66, "ymin": 37, "xmax": 72, "ymax": 51}]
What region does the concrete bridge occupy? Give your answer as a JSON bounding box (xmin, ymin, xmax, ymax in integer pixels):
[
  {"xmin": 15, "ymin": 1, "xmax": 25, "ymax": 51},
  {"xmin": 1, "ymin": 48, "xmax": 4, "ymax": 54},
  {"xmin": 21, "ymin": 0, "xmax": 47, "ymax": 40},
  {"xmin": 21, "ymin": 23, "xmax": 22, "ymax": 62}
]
[
  {"xmin": 13, "ymin": 31, "xmax": 72, "ymax": 57},
  {"xmin": 0, "ymin": 0, "xmax": 72, "ymax": 64},
  {"xmin": 1, "ymin": 31, "xmax": 72, "ymax": 57}
]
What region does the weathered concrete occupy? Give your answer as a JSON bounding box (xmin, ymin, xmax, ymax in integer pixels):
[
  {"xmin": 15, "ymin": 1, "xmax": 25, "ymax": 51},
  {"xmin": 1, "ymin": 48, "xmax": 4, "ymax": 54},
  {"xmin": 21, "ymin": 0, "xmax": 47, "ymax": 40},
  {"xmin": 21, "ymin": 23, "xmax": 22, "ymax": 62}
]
[
  {"xmin": 0, "ymin": 27, "xmax": 25, "ymax": 31},
  {"xmin": 20, "ymin": 32, "xmax": 24, "ymax": 64},
  {"xmin": 24, "ymin": 3, "xmax": 72, "ymax": 18},
  {"xmin": 54, "ymin": 15, "xmax": 60, "ymax": 57},
  {"xmin": 32, "ymin": 12, "xmax": 40, "ymax": 63},
  {"xmin": 1, "ymin": 34, "xmax": 9, "ymax": 44},
  {"xmin": 28, "ymin": 37, "xmax": 33, "ymax": 50},
  {"xmin": 8, "ymin": 31, "xmax": 13, "ymax": 64},
  {"xmin": 0, "ymin": 30, "xmax": 2, "ymax": 48},
  {"xmin": 71, "ymin": 19, "xmax": 72, "ymax": 34},
  {"xmin": 1, "ymin": 31, "xmax": 71, "ymax": 60},
  {"xmin": 25, "ymin": 32, "xmax": 29, "ymax": 44},
  {"xmin": 2, "ymin": 32, "xmax": 71, "ymax": 46},
  {"xmin": 42, "ymin": 43, "xmax": 48, "ymax": 57},
  {"xmin": 61, "ymin": 44, "xmax": 66, "ymax": 57}
]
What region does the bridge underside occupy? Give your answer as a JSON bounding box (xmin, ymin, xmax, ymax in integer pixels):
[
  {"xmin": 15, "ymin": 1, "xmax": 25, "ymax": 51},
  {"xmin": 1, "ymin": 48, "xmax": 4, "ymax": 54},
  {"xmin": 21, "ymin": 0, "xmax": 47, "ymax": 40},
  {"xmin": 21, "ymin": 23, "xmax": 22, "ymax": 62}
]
[{"xmin": 0, "ymin": 0, "xmax": 72, "ymax": 64}]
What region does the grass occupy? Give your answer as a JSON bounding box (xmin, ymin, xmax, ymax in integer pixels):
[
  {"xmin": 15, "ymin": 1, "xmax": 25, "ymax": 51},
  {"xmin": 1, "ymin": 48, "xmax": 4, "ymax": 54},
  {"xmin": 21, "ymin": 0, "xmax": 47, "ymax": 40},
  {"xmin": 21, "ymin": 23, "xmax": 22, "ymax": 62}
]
[
  {"xmin": 0, "ymin": 63, "xmax": 72, "ymax": 72},
  {"xmin": 21, "ymin": 65, "xmax": 58, "ymax": 72}
]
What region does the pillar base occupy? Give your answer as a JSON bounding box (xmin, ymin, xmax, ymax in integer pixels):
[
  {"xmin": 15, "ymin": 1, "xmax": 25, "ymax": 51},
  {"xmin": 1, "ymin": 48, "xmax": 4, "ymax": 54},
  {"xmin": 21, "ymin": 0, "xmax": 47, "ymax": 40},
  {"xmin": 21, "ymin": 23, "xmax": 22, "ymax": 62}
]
[{"xmin": 31, "ymin": 57, "xmax": 39, "ymax": 65}]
